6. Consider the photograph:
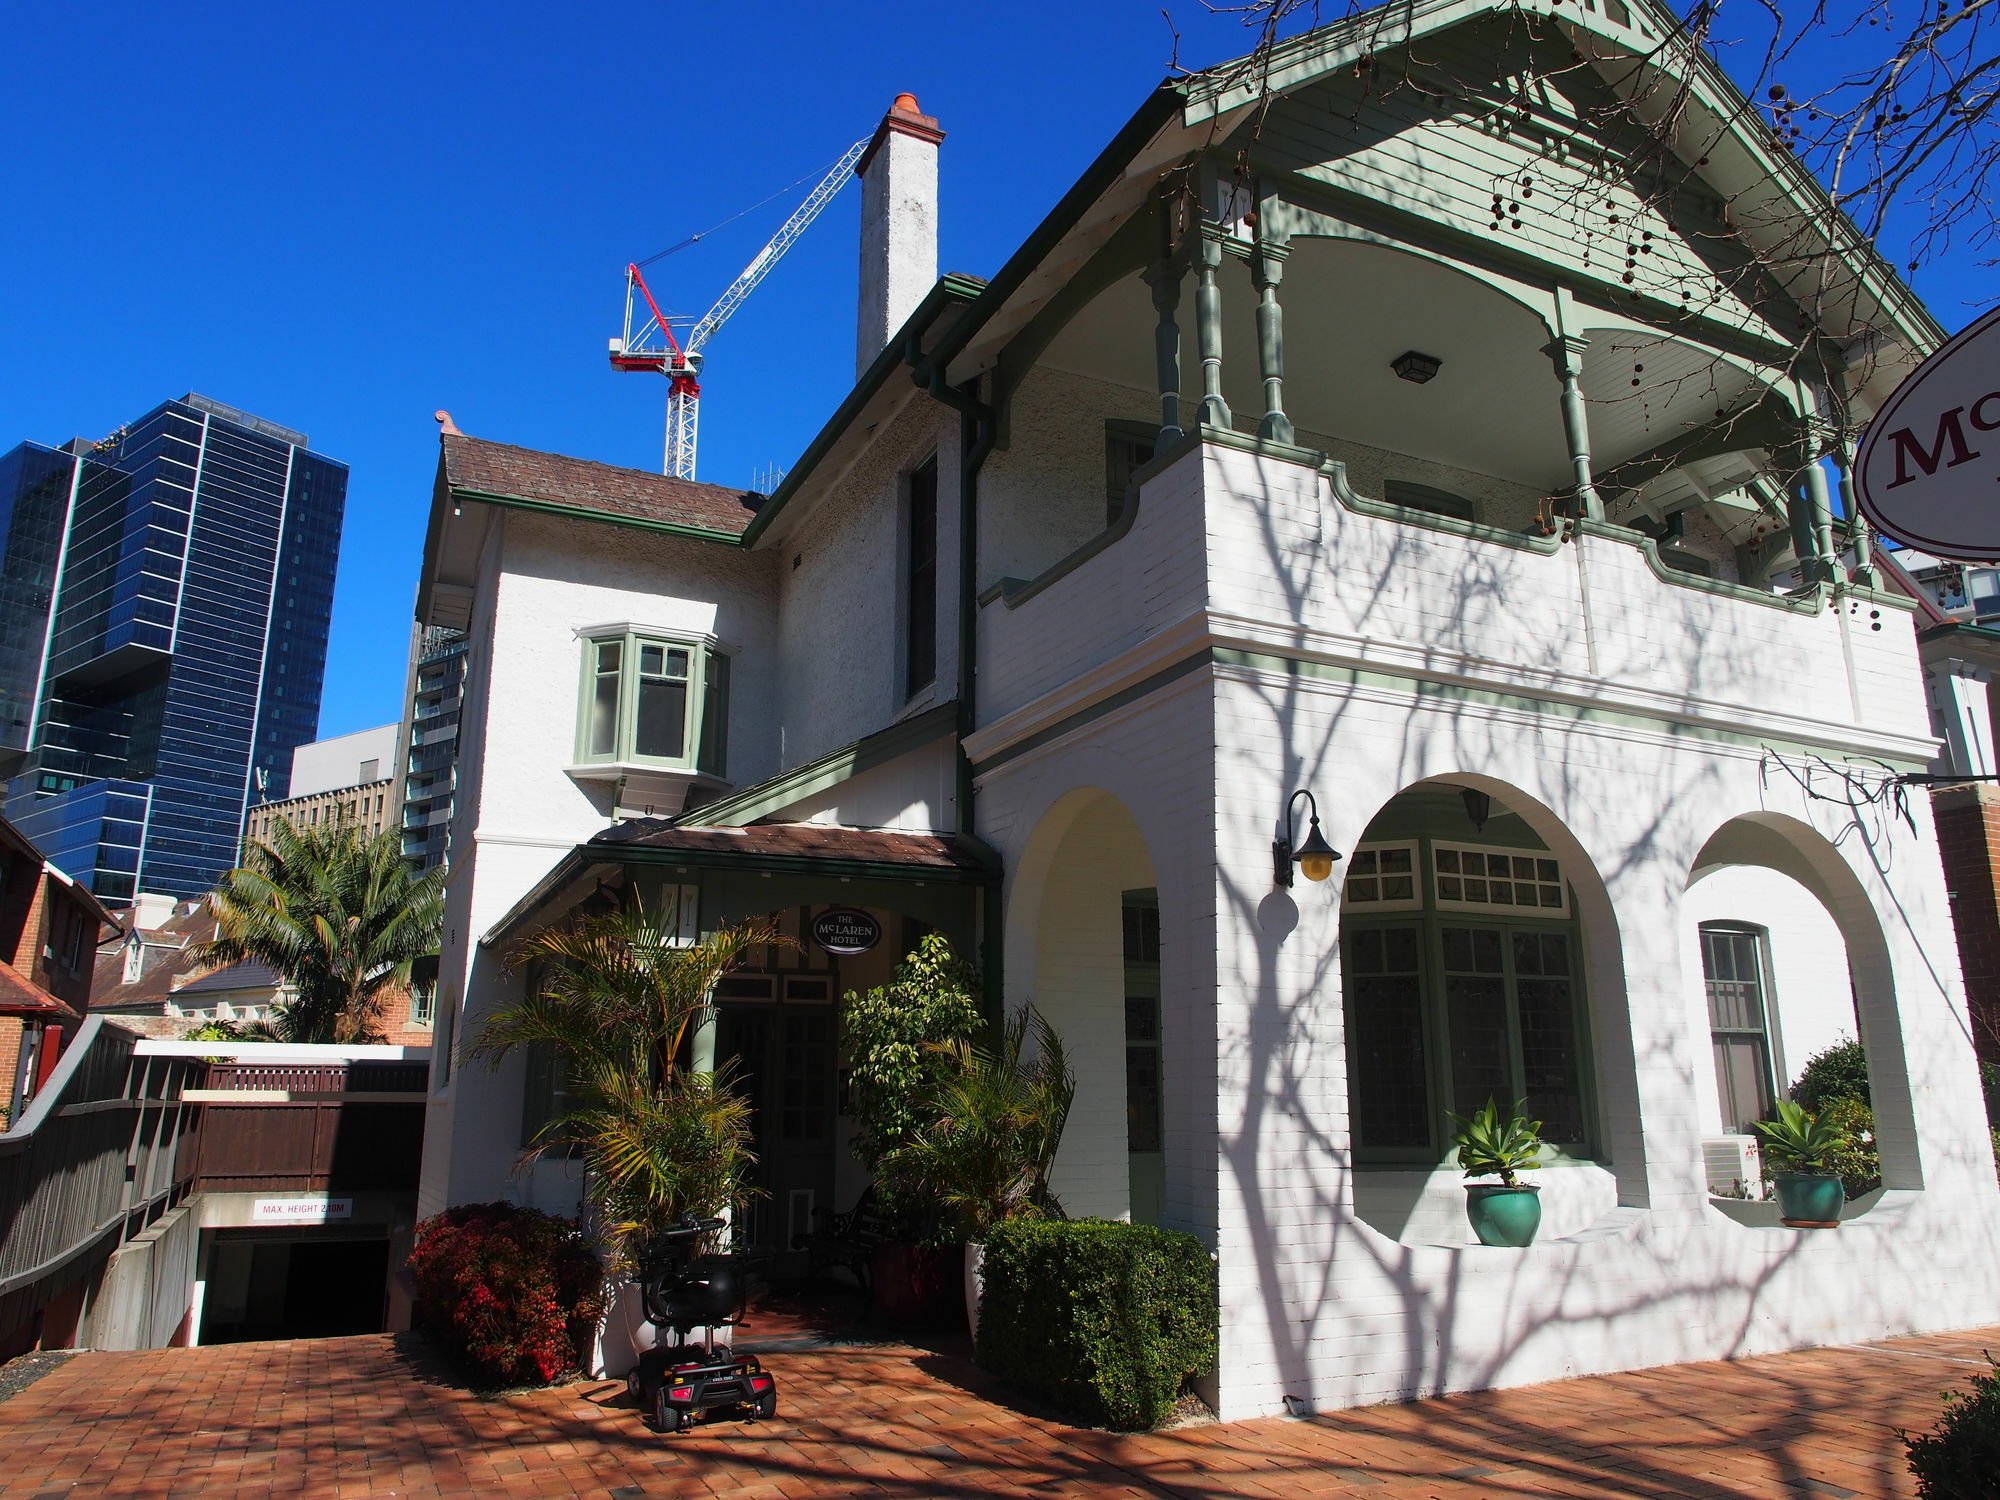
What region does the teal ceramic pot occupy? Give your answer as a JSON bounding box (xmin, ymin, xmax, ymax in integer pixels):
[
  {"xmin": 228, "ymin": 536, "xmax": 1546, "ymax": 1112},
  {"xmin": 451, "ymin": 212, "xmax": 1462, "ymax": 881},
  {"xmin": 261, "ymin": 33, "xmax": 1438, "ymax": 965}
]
[
  {"xmin": 1465, "ymin": 1183, "xmax": 1542, "ymax": 1247},
  {"xmin": 1773, "ymin": 1172, "xmax": 1845, "ymax": 1227}
]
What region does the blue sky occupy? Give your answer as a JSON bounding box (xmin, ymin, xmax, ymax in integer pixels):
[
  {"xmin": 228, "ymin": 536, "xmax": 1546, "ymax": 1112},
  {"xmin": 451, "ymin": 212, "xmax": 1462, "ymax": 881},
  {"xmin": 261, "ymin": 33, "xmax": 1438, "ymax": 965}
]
[{"xmin": 0, "ymin": 2, "xmax": 1981, "ymax": 739}]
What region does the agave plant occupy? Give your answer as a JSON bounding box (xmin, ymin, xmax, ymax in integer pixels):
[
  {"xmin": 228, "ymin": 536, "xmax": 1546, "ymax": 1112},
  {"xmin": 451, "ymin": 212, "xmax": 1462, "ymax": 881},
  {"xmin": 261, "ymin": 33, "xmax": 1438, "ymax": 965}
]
[
  {"xmin": 475, "ymin": 899, "xmax": 786, "ymax": 1253},
  {"xmin": 1448, "ymin": 1097, "xmax": 1546, "ymax": 1187},
  {"xmin": 192, "ymin": 818, "xmax": 446, "ymax": 1043},
  {"xmin": 1753, "ymin": 1099, "xmax": 1855, "ymax": 1175},
  {"xmin": 883, "ymin": 1004, "xmax": 1076, "ymax": 1242}
]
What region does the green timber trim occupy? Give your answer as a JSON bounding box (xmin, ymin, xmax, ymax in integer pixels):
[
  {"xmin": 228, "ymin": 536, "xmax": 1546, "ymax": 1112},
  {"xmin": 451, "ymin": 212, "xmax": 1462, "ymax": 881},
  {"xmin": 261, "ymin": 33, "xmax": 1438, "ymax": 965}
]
[
  {"xmin": 447, "ymin": 486, "xmax": 749, "ymax": 548},
  {"xmin": 587, "ymin": 841, "xmax": 998, "ymax": 886},
  {"xmin": 912, "ymin": 87, "xmax": 1184, "ymax": 386},
  {"xmin": 739, "ymin": 276, "xmax": 987, "ymax": 548},
  {"xmin": 971, "ymin": 644, "xmax": 1933, "ymax": 776},
  {"xmin": 675, "ymin": 701, "xmax": 961, "ymax": 828}
]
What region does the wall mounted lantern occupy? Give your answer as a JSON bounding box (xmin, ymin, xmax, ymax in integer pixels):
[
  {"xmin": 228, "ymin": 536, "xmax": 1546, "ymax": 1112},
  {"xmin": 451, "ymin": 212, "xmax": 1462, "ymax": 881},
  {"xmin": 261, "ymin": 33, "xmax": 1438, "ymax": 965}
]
[
  {"xmin": 1274, "ymin": 789, "xmax": 1343, "ymax": 888},
  {"xmin": 1391, "ymin": 350, "xmax": 1443, "ymax": 384}
]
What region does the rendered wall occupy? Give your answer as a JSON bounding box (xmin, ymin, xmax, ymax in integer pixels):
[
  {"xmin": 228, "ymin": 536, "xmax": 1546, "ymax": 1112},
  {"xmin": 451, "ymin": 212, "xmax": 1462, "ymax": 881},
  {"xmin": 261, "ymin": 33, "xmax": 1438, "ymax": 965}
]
[{"xmin": 971, "ymin": 440, "xmax": 2000, "ymax": 1420}]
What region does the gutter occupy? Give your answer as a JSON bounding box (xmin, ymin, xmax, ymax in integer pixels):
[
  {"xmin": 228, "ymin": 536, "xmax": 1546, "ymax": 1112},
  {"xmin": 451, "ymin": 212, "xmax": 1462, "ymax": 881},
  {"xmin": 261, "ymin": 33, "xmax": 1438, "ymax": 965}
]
[{"xmin": 446, "ymin": 487, "xmax": 749, "ymax": 549}]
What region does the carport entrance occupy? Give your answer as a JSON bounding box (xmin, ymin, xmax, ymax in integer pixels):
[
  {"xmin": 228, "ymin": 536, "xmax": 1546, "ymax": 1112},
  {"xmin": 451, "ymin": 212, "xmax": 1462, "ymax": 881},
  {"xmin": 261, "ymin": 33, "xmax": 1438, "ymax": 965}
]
[{"xmin": 198, "ymin": 1230, "xmax": 389, "ymax": 1344}]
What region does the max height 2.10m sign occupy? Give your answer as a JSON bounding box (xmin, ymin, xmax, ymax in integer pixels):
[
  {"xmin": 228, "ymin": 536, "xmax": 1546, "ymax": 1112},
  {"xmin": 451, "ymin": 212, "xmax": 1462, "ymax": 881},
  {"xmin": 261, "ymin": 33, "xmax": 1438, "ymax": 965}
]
[{"xmin": 1856, "ymin": 304, "xmax": 2000, "ymax": 561}]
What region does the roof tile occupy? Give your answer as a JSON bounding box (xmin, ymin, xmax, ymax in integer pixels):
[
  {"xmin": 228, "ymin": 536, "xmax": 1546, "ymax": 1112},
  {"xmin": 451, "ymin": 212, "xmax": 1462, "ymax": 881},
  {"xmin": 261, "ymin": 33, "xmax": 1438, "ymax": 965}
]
[{"xmin": 442, "ymin": 434, "xmax": 761, "ymax": 537}]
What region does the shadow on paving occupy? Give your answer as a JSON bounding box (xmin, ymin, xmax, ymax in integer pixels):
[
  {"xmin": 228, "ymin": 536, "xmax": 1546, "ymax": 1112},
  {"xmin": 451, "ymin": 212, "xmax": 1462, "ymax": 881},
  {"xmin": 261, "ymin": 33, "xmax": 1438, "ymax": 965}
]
[{"xmin": 0, "ymin": 1331, "xmax": 1982, "ymax": 1499}]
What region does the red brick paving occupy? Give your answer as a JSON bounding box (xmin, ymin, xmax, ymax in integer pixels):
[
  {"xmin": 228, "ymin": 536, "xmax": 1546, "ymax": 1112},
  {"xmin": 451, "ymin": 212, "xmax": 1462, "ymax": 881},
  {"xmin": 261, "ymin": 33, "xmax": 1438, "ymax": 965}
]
[{"xmin": 0, "ymin": 1326, "xmax": 1992, "ymax": 1498}]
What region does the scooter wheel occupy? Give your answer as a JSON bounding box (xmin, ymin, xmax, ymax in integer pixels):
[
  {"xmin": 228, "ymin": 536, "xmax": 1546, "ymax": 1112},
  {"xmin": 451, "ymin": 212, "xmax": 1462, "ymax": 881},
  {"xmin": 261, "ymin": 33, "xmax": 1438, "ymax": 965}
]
[
  {"xmin": 651, "ymin": 1387, "xmax": 677, "ymax": 1433},
  {"xmin": 754, "ymin": 1392, "xmax": 778, "ymax": 1421},
  {"xmin": 676, "ymin": 1409, "xmax": 696, "ymax": 1435},
  {"xmin": 626, "ymin": 1368, "xmax": 642, "ymax": 1405}
]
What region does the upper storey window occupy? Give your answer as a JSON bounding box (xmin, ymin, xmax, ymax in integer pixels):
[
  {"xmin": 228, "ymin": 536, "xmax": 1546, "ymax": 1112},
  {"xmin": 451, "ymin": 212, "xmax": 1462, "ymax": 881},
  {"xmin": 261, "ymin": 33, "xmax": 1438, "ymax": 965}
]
[
  {"xmin": 905, "ymin": 458, "xmax": 938, "ymax": 700},
  {"xmin": 576, "ymin": 629, "xmax": 729, "ymax": 778}
]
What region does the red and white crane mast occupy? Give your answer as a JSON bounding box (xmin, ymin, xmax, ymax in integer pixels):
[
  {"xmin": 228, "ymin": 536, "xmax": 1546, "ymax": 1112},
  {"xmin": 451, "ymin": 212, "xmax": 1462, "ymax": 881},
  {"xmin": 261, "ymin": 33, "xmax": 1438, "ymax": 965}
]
[{"xmin": 610, "ymin": 135, "xmax": 868, "ymax": 480}]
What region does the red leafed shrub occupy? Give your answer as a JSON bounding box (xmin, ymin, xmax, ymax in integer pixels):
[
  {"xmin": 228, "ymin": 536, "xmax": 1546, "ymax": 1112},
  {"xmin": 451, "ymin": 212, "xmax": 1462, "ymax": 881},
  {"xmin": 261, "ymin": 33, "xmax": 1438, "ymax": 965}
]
[{"xmin": 407, "ymin": 1202, "xmax": 606, "ymax": 1387}]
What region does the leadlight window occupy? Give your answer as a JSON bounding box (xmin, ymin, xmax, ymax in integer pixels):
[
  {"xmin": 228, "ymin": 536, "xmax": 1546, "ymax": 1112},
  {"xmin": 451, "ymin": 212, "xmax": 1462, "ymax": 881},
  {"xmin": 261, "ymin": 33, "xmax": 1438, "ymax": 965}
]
[
  {"xmin": 574, "ymin": 631, "xmax": 730, "ymax": 777},
  {"xmin": 1701, "ymin": 924, "xmax": 1777, "ymax": 1134},
  {"xmin": 905, "ymin": 458, "xmax": 937, "ymax": 700},
  {"xmin": 1123, "ymin": 890, "xmax": 1163, "ymax": 1158},
  {"xmin": 1341, "ymin": 842, "xmax": 1422, "ymax": 911},
  {"xmin": 1434, "ymin": 844, "xmax": 1567, "ymax": 915}
]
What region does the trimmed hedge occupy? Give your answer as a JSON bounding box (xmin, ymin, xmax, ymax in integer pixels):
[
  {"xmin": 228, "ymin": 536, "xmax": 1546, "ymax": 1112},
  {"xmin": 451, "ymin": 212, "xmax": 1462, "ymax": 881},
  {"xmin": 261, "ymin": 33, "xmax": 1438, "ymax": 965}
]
[{"xmin": 977, "ymin": 1218, "xmax": 1216, "ymax": 1430}]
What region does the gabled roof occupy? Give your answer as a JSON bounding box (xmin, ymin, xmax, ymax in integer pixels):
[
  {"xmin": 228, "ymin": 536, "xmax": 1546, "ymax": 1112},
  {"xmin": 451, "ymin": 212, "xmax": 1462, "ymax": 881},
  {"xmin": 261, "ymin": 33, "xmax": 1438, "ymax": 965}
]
[
  {"xmin": 440, "ymin": 433, "xmax": 764, "ymax": 540},
  {"xmin": 921, "ymin": 0, "xmax": 1939, "ymax": 409}
]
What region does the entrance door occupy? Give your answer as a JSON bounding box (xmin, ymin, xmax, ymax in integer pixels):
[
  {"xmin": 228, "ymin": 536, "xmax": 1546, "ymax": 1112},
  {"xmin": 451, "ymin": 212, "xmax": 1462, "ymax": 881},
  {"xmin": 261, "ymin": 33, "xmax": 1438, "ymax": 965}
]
[{"xmin": 715, "ymin": 974, "xmax": 838, "ymax": 1269}]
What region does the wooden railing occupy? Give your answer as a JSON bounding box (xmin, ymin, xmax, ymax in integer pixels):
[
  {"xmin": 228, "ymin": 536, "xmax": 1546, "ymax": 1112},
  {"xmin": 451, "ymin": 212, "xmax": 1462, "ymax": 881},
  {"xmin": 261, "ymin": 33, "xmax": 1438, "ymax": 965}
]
[{"xmin": 0, "ymin": 1017, "xmax": 204, "ymax": 1350}]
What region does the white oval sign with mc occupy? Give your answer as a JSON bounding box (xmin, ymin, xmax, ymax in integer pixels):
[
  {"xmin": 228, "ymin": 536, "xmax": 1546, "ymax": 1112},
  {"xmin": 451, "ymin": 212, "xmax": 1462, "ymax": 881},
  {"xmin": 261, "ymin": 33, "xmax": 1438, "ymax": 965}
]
[{"xmin": 1857, "ymin": 304, "xmax": 2000, "ymax": 561}]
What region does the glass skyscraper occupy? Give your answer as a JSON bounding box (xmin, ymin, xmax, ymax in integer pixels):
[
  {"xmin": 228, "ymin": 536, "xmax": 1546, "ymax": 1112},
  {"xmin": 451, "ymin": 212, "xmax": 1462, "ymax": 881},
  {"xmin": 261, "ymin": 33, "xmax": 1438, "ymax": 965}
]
[{"xmin": 0, "ymin": 394, "xmax": 346, "ymax": 905}]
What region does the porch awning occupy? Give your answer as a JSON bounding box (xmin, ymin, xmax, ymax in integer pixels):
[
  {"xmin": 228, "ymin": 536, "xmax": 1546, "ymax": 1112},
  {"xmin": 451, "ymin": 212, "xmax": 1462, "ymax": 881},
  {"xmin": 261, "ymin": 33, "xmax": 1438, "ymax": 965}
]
[
  {"xmin": 481, "ymin": 820, "xmax": 998, "ymax": 947},
  {"xmin": 0, "ymin": 963, "xmax": 81, "ymax": 1021}
]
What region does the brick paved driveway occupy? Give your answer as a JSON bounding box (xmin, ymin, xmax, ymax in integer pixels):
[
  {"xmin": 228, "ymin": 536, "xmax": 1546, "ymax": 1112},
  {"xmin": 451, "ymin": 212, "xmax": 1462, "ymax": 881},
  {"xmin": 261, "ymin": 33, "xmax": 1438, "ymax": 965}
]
[{"xmin": 0, "ymin": 1326, "xmax": 1993, "ymax": 1499}]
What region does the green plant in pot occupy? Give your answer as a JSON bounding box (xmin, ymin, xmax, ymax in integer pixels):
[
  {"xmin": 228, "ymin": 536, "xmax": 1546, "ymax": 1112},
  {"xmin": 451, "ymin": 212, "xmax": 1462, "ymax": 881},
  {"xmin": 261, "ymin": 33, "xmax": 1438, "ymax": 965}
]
[
  {"xmin": 841, "ymin": 935, "xmax": 984, "ymax": 1324},
  {"xmin": 1450, "ymin": 1097, "xmax": 1546, "ymax": 1247},
  {"xmin": 881, "ymin": 1004, "xmax": 1075, "ymax": 1342},
  {"xmin": 1753, "ymin": 1100, "xmax": 1854, "ymax": 1228}
]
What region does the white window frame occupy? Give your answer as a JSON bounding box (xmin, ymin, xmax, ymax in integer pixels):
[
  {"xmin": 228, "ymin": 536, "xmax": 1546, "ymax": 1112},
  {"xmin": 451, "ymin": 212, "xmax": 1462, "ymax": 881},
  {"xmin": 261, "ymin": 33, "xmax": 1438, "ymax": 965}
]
[
  {"xmin": 1339, "ymin": 840, "xmax": 1425, "ymax": 912},
  {"xmin": 572, "ymin": 624, "xmax": 732, "ymax": 776},
  {"xmin": 1431, "ymin": 840, "xmax": 1570, "ymax": 917}
]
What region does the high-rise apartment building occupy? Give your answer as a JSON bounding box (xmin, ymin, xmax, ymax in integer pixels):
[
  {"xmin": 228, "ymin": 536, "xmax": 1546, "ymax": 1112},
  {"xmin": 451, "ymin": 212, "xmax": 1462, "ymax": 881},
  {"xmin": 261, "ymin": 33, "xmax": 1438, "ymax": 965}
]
[
  {"xmin": 0, "ymin": 394, "xmax": 346, "ymax": 904},
  {"xmin": 400, "ymin": 626, "xmax": 465, "ymax": 871}
]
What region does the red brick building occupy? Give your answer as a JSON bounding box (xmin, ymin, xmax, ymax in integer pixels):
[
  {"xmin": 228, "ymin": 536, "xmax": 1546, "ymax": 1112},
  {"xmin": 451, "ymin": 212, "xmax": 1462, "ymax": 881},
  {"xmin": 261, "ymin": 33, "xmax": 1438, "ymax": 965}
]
[{"xmin": 0, "ymin": 814, "xmax": 117, "ymax": 1125}]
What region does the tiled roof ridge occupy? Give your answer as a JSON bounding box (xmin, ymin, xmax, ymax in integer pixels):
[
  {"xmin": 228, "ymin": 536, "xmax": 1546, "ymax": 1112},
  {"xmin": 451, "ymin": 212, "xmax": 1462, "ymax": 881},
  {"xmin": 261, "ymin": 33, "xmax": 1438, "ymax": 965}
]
[{"xmin": 441, "ymin": 432, "xmax": 764, "ymax": 537}]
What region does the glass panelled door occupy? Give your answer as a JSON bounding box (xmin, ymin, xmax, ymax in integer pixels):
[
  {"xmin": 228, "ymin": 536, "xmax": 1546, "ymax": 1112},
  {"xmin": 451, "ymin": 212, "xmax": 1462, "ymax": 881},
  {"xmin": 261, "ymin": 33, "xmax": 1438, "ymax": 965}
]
[
  {"xmin": 714, "ymin": 972, "xmax": 839, "ymax": 1267},
  {"xmin": 1123, "ymin": 890, "xmax": 1164, "ymax": 1225}
]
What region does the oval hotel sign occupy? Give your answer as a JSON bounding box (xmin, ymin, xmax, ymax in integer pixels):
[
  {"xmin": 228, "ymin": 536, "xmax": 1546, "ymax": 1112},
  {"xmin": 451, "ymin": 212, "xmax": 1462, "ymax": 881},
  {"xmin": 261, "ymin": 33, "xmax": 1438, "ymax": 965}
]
[
  {"xmin": 811, "ymin": 907, "xmax": 881, "ymax": 956},
  {"xmin": 1857, "ymin": 305, "xmax": 2000, "ymax": 560}
]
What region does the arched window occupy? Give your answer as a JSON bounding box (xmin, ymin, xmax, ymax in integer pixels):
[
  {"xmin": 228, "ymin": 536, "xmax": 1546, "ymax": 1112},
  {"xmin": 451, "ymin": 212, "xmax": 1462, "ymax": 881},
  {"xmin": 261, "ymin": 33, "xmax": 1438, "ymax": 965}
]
[{"xmin": 1342, "ymin": 827, "xmax": 1592, "ymax": 1163}]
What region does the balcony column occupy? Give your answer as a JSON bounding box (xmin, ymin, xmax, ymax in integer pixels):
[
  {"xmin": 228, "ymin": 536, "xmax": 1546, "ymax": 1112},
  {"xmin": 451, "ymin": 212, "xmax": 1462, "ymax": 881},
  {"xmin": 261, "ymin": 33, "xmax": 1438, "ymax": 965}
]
[
  {"xmin": 1249, "ymin": 240, "xmax": 1294, "ymax": 444},
  {"xmin": 1195, "ymin": 225, "xmax": 1233, "ymax": 430},
  {"xmin": 1546, "ymin": 335, "xmax": 1603, "ymax": 520},
  {"xmin": 1143, "ymin": 254, "xmax": 1186, "ymax": 446},
  {"xmin": 1834, "ymin": 442, "xmax": 1877, "ymax": 586}
]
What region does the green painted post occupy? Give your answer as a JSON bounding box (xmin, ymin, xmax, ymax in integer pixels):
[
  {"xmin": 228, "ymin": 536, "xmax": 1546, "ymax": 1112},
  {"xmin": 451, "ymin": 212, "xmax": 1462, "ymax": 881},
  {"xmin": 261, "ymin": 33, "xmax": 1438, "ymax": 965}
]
[
  {"xmin": 1547, "ymin": 336, "xmax": 1602, "ymax": 520},
  {"xmin": 1196, "ymin": 227, "xmax": 1232, "ymax": 430},
  {"xmin": 1800, "ymin": 453, "xmax": 1840, "ymax": 586},
  {"xmin": 1145, "ymin": 258, "xmax": 1185, "ymax": 445},
  {"xmin": 1835, "ymin": 444, "xmax": 1876, "ymax": 586},
  {"xmin": 1251, "ymin": 242, "xmax": 1293, "ymax": 445}
]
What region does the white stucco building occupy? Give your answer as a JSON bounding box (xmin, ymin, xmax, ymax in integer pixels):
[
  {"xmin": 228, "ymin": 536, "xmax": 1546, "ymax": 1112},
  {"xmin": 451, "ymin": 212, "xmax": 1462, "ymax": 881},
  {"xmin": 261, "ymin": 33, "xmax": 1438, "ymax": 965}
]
[{"xmin": 414, "ymin": 1, "xmax": 2000, "ymax": 1419}]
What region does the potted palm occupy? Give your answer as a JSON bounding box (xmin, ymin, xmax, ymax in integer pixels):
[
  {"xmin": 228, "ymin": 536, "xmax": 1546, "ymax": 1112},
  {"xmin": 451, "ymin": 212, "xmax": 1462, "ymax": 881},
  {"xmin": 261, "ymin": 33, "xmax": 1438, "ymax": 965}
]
[
  {"xmin": 474, "ymin": 900, "xmax": 785, "ymax": 1369},
  {"xmin": 1753, "ymin": 1100, "xmax": 1853, "ymax": 1228},
  {"xmin": 883, "ymin": 1005, "xmax": 1074, "ymax": 1341},
  {"xmin": 1450, "ymin": 1097, "xmax": 1546, "ymax": 1247}
]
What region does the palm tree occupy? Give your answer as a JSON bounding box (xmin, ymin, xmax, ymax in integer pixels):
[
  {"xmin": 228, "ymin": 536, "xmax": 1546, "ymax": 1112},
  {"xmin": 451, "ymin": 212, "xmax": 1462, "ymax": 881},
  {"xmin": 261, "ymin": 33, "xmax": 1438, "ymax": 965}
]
[
  {"xmin": 191, "ymin": 818, "xmax": 446, "ymax": 1044},
  {"xmin": 883, "ymin": 1005, "xmax": 1076, "ymax": 1242},
  {"xmin": 475, "ymin": 899, "xmax": 785, "ymax": 1253}
]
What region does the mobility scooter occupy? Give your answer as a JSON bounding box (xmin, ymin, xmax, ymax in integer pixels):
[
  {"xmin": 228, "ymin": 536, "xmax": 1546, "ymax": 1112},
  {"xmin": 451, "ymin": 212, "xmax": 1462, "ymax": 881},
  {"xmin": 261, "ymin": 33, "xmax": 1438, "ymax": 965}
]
[{"xmin": 625, "ymin": 1214, "xmax": 777, "ymax": 1434}]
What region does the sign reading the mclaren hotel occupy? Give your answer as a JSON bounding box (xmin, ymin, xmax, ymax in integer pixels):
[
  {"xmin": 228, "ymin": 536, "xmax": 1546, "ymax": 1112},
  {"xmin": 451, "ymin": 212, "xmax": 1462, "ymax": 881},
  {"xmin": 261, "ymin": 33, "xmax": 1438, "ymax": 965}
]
[{"xmin": 1858, "ymin": 304, "xmax": 2000, "ymax": 560}]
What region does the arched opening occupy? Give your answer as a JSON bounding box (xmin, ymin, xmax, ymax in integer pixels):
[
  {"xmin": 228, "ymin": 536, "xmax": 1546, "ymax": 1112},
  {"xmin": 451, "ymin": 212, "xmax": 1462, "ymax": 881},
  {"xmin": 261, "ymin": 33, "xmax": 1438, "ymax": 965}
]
[
  {"xmin": 1011, "ymin": 787, "xmax": 1163, "ymax": 1223},
  {"xmin": 1687, "ymin": 814, "xmax": 1918, "ymax": 1206},
  {"xmin": 1339, "ymin": 777, "xmax": 1627, "ymax": 1243}
]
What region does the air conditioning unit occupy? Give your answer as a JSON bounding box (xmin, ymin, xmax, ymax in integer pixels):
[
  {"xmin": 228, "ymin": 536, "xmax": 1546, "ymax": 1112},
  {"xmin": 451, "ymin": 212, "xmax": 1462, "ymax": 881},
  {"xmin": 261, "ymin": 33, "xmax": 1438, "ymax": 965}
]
[{"xmin": 1703, "ymin": 1135, "xmax": 1764, "ymax": 1199}]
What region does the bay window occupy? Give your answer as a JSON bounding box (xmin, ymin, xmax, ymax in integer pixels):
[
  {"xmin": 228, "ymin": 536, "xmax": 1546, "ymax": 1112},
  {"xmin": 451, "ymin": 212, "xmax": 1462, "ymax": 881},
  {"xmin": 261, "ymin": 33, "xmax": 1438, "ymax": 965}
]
[{"xmin": 574, "ymin": 629, "xmax": 730, "ymax": 777}]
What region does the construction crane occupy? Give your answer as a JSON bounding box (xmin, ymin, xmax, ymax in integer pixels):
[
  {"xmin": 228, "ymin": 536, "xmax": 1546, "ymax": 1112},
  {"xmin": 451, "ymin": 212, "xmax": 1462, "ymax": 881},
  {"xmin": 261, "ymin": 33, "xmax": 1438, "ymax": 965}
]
[{"xmin": 610, "ymin": 136, "xmax": 869, "ymax": 480}]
